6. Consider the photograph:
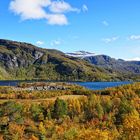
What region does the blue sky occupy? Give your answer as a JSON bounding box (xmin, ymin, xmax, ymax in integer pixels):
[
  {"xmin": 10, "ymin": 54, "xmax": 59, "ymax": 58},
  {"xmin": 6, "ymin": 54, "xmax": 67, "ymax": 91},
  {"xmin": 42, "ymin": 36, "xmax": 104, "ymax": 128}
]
[{"xmin": 0, "ymin": 0, "xmax": 140, "ymax": 60}]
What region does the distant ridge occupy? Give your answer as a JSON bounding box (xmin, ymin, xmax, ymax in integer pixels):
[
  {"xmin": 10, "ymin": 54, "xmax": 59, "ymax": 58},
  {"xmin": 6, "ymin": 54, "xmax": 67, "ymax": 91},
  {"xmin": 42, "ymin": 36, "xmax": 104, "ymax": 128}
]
[{"xmin": 66, "ymin": 51, "xmax": 140, "ymax": 75}]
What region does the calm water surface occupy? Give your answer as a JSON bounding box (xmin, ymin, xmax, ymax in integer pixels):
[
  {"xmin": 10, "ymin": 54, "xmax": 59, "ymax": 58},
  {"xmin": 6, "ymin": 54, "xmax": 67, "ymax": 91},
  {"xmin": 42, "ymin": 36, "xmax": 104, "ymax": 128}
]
[
  {"xmin": 0, "ymin": 81, "xmax": 132, "ymax": 90},
  {"xmin": 75, "ymin": 81, "xmax": 132, "ymax": 90}
]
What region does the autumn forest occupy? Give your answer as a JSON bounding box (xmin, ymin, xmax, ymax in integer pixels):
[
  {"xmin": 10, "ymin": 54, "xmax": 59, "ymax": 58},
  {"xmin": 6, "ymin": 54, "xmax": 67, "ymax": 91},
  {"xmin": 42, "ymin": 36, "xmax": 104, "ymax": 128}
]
[{"xmin": 0, "ymin": 82, "xmax": 140, "ymax": 140}]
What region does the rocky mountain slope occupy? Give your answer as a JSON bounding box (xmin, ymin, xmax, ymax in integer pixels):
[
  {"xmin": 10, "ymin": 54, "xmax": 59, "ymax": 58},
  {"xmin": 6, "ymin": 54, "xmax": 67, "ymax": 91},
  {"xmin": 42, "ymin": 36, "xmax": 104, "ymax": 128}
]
[
  {"xmin": 0, "ymin": 39, "xmax": 118, "ymax": 81},
  {"xmin": 84, "ymin": 55, "xmax": 140, "ymax": 75},
  {"xmin": 0, "ymin": 39, "xmax": 140, "ymax": 81},
  {"xmin": 66, "ymin": 51, "xmax": 140, "ymax": 76}
]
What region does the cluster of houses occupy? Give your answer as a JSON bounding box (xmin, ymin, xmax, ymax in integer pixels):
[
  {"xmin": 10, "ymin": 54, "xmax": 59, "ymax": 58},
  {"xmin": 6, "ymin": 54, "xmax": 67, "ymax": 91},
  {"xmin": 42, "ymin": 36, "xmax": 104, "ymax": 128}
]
[
  {"xmin": 24, "ymin": 85, "xmax": 68, "ymax": 91},
  {"xmin": 16, "ymin": 82, "xmax": 71, "ymax": 91}
]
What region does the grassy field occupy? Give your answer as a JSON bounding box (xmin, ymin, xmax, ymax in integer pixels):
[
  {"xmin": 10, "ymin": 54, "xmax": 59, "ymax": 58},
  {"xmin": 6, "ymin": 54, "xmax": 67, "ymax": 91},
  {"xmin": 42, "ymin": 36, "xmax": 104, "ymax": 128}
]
[{"xmin": 0, "ymin": 95, "xmax": 86, "ymax": 104}]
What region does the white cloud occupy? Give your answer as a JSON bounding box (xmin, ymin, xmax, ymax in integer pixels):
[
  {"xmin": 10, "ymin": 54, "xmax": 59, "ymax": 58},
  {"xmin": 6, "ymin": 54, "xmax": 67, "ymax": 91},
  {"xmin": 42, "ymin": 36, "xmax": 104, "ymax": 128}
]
[
  {"xmin": 10, "ymin": 0, "xmax": 51, "ymax": 20},
  {"xmin": 128, "ymin": 35, "xmax": 140, "ymax": 41},
  {"xmin": 49, "ymin": 1, "xmax": 80, "ymax": 13},
  {"xmin": 102, "ymin": 36, "xmax": 119, "ymax": 43},
  {"xmin": 36, "ymin": 41, "xmax": 44, "ymax": 45},
  {"xmin": 9, "ymin": 0, "xmax": 79, "ymax": 25},
  {"xmin": 47, "ymin": 14, "xmax": 68, "ymax": 25},
  {"xmin": 102, "ymin": 20, "xmax": 109, "ymax": 26},
  {"xmin": 82, "ymin": 4, "xmax": 88, "ymax": 12},
  {"xmin": 51, "ymin": 39, "xmax": 61, "ymax": 46},
  {"xmin": 126, "ymin": 57, "xmax": 140, "ymax": 61}
]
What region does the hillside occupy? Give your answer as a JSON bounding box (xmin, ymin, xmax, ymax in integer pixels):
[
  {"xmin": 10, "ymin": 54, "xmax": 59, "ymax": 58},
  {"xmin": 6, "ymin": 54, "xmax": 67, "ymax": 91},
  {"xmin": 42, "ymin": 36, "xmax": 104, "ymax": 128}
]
[
  {"xmin": 1, "ymin": 39, "xmax": 140, "ymax": 81},
  {"xmin": 0, "ymin": 39, "xmax": 118, "ymax": 81},
  {"xmin": 66, "ymin": 51, "xmax": 140, "ymax": 80},
  {"xmin": 84, "ymin": 55, "xmax": 140, "ymax": 74}
]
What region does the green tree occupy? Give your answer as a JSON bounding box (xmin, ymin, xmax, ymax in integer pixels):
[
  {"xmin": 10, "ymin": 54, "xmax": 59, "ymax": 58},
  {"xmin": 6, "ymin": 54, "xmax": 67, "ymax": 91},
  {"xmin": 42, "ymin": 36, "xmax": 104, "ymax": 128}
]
[
  {"xmin": 115, "ymin": 98, "xmax": 134, "ymax": 124},
  {"xmin": 53, "ymin": 98, "xmax": 68, "ymax": 119},
  {"xmin": 95, "ymin": 102, "xmax": 104, "ymax": 120},
  {"xmin": 30, "ymin": 104, "xmax": 43, "ymax": 121}
]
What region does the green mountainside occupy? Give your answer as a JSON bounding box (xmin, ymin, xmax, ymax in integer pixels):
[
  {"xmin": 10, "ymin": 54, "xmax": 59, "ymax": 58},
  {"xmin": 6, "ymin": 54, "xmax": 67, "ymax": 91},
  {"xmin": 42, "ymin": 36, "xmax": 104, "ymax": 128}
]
[
  {"xmin": 0, "ymin": 39, "xmax": 139, "ymax": 81},
  {"xmin": 83, "ymin": 55, "xmax": 140, "ymax": 75}
]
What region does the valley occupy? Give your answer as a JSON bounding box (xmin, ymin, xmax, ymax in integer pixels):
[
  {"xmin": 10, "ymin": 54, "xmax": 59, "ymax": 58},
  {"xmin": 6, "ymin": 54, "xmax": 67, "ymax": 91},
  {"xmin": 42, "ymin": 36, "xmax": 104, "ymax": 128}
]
[{"xmin": 1, "ymin": 1, "xmax": 140, "ymax": 139}]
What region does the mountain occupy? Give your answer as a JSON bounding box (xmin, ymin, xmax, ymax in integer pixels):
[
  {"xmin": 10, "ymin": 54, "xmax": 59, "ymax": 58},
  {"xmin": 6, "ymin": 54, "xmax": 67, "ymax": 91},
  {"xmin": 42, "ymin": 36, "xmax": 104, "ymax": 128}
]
[
  {"xmin": 0, "ymin": 39, "xmax": 140, "ymax": 81},
  {"xmin": 66, "ymin": 51, "xmax": 140, "ymax": 76},
  {"xmin": 0, "ymin": 39, "xmax": 118, "ymax": 81}
]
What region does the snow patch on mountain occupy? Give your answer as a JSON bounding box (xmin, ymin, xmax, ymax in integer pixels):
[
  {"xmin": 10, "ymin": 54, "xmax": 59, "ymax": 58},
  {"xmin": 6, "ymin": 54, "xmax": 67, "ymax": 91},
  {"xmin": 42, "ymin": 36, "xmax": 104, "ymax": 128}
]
[{"xmin": 66, "ymin": 51, "xmax": 97, "ymax": 58}]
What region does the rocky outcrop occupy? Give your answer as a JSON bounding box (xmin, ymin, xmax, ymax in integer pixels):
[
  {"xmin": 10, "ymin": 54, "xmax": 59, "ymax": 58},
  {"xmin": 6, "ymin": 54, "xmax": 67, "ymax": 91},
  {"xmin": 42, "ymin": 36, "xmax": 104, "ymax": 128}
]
[
  {"xmin": 0, "ymin": 39, "xmax": 44, "ymax": 68},
  {"xmin": 84, "ymin": 55, "xmax": 140, "ymax": 74}
]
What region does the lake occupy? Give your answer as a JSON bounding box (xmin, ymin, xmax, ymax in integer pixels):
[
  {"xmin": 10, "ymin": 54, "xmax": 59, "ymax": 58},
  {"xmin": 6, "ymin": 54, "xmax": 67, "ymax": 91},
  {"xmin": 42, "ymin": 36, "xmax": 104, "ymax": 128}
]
[
  {"xmin": 0, "ymin": 81, "xmax": 132, "ymax": 90},
  {"xmin": 74, "ymin": 81, "xmax": 132, "ymax": 90}
]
